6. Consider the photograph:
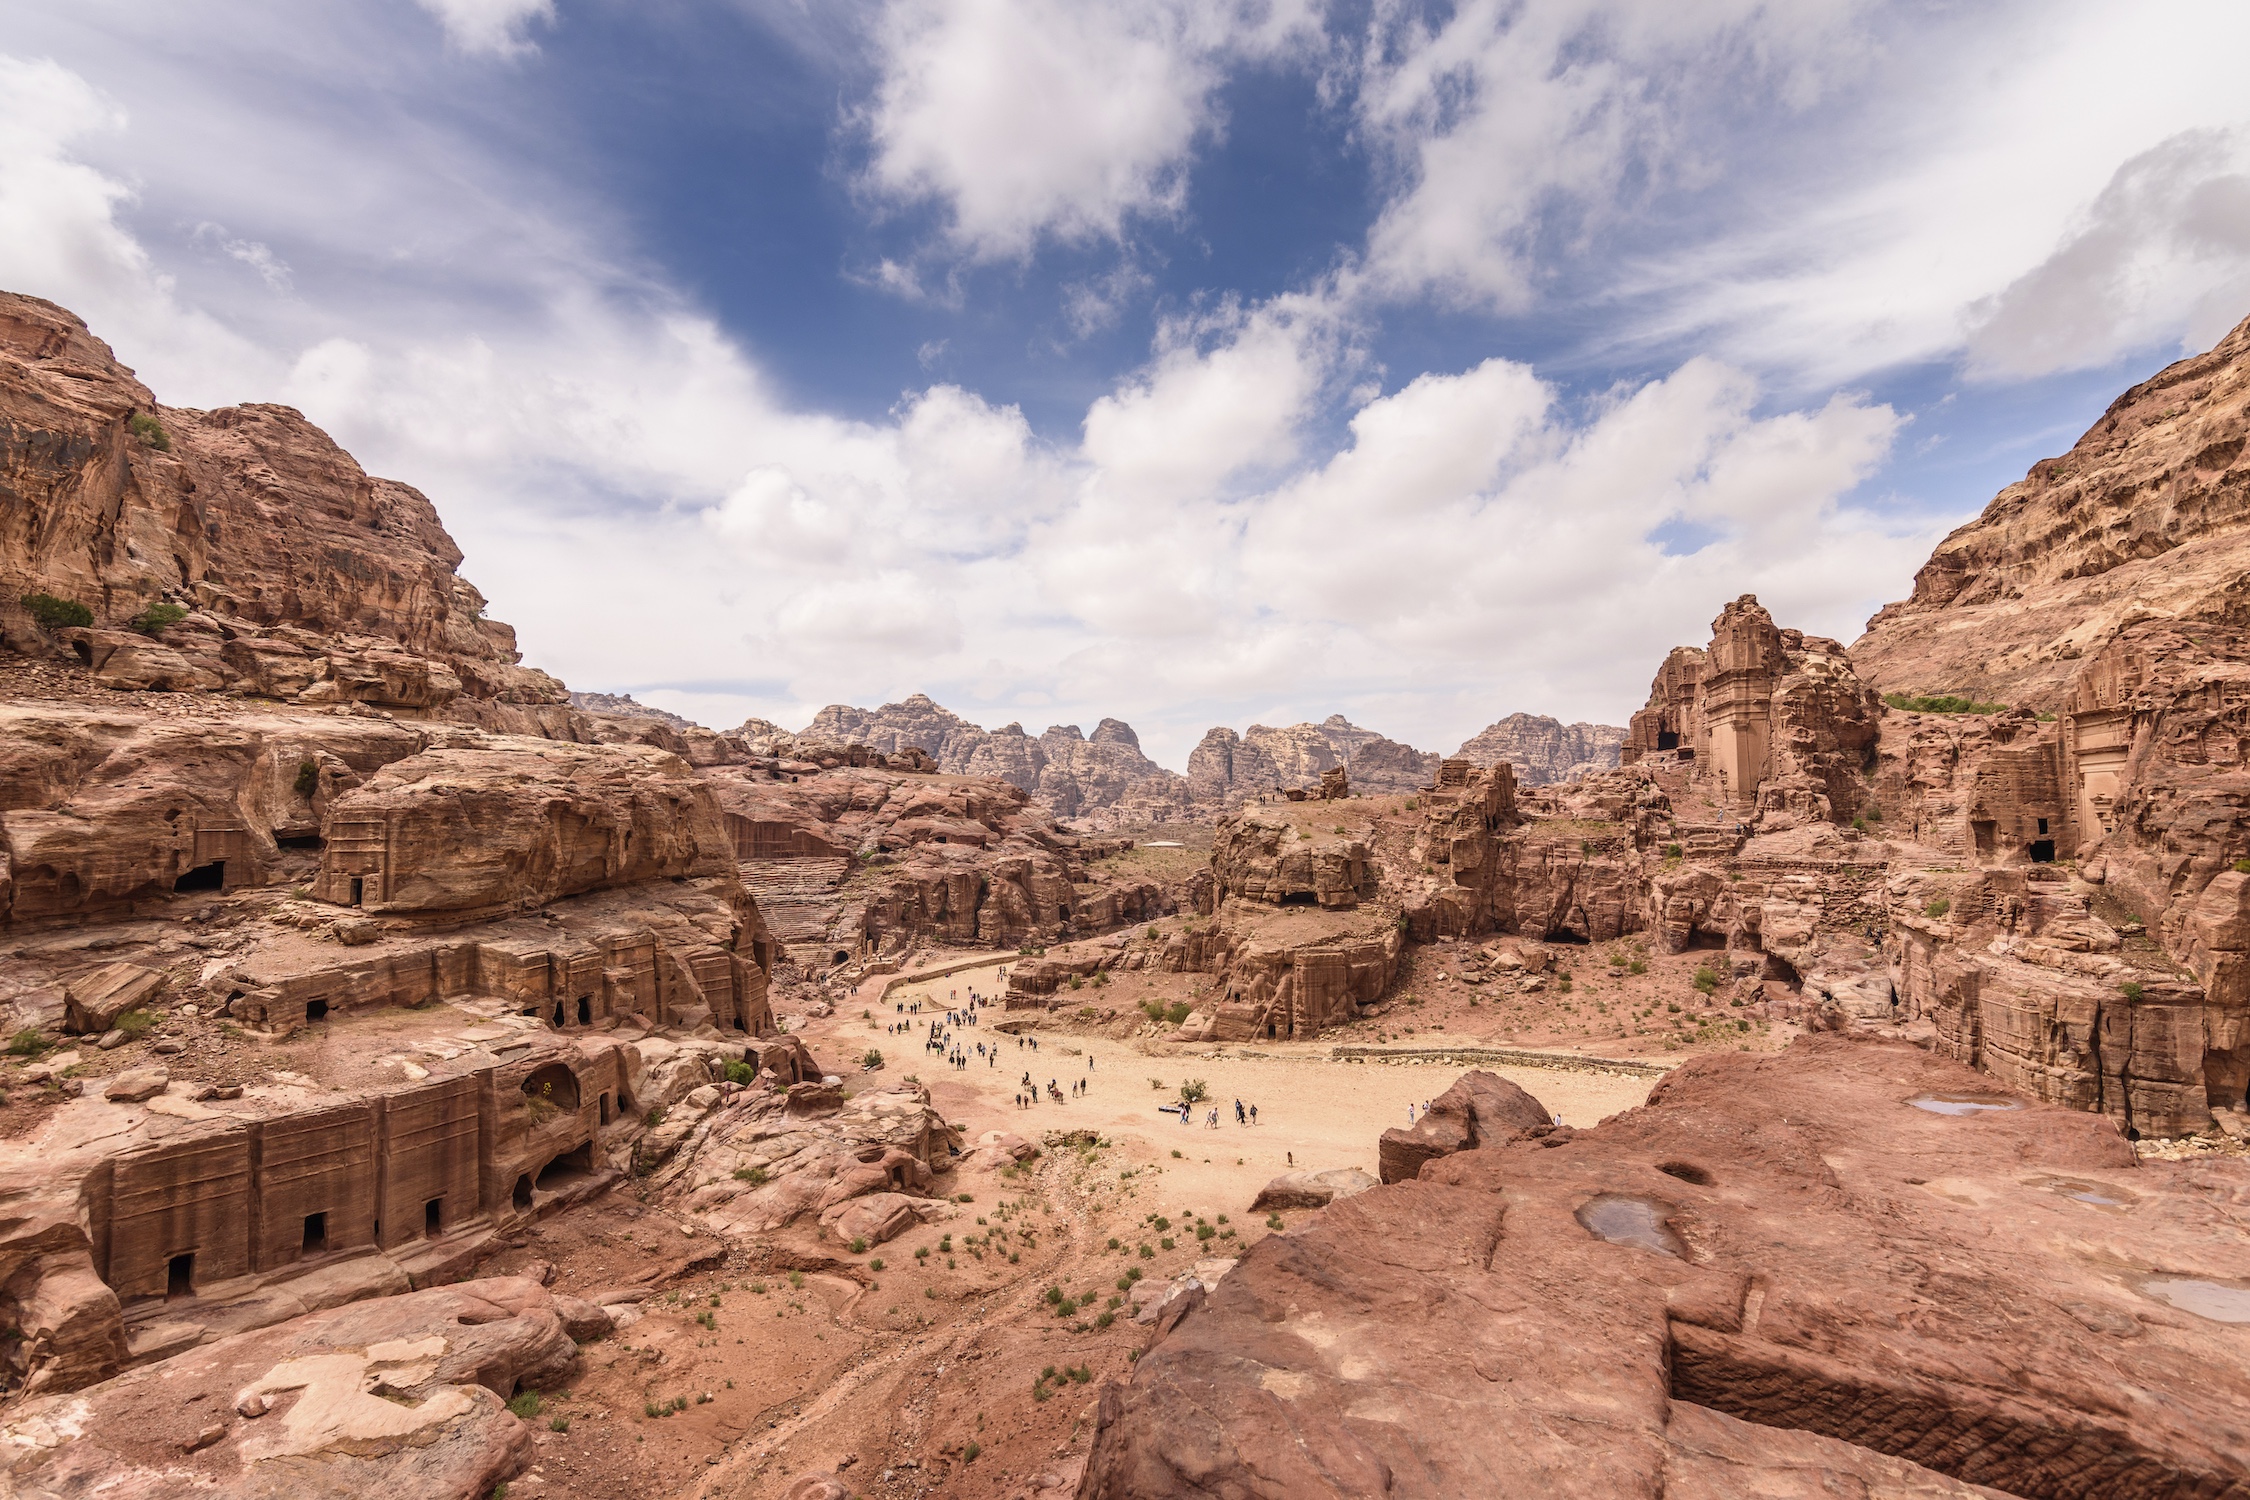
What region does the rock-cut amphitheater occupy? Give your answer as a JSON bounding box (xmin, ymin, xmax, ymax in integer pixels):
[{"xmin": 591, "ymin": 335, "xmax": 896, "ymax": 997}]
[{"xmin": 1, "ymin": 287, "xmax": 2248, "ymax": 1499}]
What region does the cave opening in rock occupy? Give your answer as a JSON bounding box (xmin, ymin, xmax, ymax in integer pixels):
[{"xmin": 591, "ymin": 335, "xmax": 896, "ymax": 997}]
[
  {"xmin": 305, "ymin": 999, "xmax": 329, "ymax": 1023},
  {"xmin": 301, "ymin": 1211, "xmax": 327, "ymax": 1257},
  {"xmin": 349, "ymin": 876, "xmax": 363, "ymax": 906},
  {"xmin": 1279, "ymin": 891, "xmax": 1318, "ymax": 906},
  {"xmin": 425, "ymin": 1197, "xmax": 444, "ymax": 1237},
  {"xmin": 537, "ymin": 1142, "xmax": 594, "ymax": 1191},
  {"xmin": 833, "ymin": 951, "xmax": 850, "ymax": 965},
  {"xmin": 577, "ymin": 995, "xmax": 592, "ymax": 1026},
  {"xmin": 522, "ymin": 1062, "xmax": 581, "ymax": 1112},
  {"xmin": 2029, "ymin": 839, "xmax": 2056, "ymax": 862},
  {"xmin": 166, "ymin": 1252, "xmax": 195, "ymax": 1301},
  {"xmin": 1656, "ymin": 730, "xmax": 1680, "ymax": 751},
  {"xmin": 275, "ymin": 832, "xmax": 324, "ymax": 850},
  {"xmin": 174, "ymin": 861, "xmax": 224, "ymax": 893},
  {"xmin": 551, "ymin": 1002, "xmax": 565, "ymax": 1027},
  {"xmin": 512, "ymin": 1175, "xmax": 532, "ymax": 1211}
]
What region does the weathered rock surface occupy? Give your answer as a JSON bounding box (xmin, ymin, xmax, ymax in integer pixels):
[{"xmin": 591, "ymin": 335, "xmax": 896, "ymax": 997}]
[
  {"xmin": 313, "ymin": 739, "xmax": 735, "ymax": 915},
  {"xmin": 1188, "ymin": 716, "xmax": 1442, "ymax": 806},
  {"xmin": 1854, "ymin": 310, "xmax": 2250, "ymax": 713},
  {"xmin": 1375, "ymin": 1068, "xmax": 1555, "ymax": 1183},
  {"xmin": 1455, "ymin": 712, "xmax": 1625, "ymax": 786},
  {"xmin": 0, "ymin": 293, "xmax": 568, "ymax": 729},
  {"xmin": 1248, "ymin": 1168, "xmax": 1377, "ymax": 1211},
  {"xmin": 0, "ymin": 1277, "xmax": 576, "ymax": 1500},
  {"xmin": 1083, "ymin": 1039, "xmax": 2250, "ymax": 1498},
  {"xmin": 782, "ymin": 695, "xmax": 1191, "ymax": 828}
]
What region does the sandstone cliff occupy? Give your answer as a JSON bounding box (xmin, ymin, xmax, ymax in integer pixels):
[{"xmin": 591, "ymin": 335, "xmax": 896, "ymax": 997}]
[
  {"xmin": 0, "ymin": 293, "xmax": 571, "ymax": 731},
  {"xmin": 1853, "ymin": 310, "xmax": 2250, "ymax": 712},
  {"xmin": 1455, "ymin": 711, "xmax": 1624, "ymax": 785}
]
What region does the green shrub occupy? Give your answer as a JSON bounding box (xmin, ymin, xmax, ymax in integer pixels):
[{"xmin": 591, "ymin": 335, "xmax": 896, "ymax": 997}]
[
  {"xmin": 1067, "ymin": 974, "xmax": 1083, "ymax": 990},
  {"xmin": 869, "ymin": 1257, "xmax": 884, "ymax": 1271},
  {"xmin": 722, "ymin": 1059, "xmax": 757, "ymax": 1086},
  {"xmin": 1692, "ymin": 967, "xmax": 1719, "ymax": 995},
  {"xmin": 2234, "ymin": 857, "xmax": 2250, "ymax": 875},
  {"xmin": 294, "ymin": 758, "xmax": 321, "ymax": 799},
  {"xmin": 1628, "ymin": 958, "xmax": 1648, "ymax": 975},
  {"xmin": 1165, "ymin": 1002, "xmax": 1191, "ymax": 1025},
  {"xmin": 850, "ymin": 1237, "xmax": 868, "ymax": 1254},
  {"xmin": 507, "ymin": 1389, "xmax": 543, "ymax": 1419},
  {"xmin": 115, "ymin": 1009, "xmax": 157, "ymax": 1041},
  {"xmin": 1663, "ymin": 843, "xmax": 1683, "ymax": 859},
  {"xmin": 548, "ymin": 1414, "xmax": 570, "ymax": 1432},
  {"xmin": 2120, "ymin": 980, "xmax": 2146, "ymax": 1001},
  {"xmin": 129, "ymin": 602, "xmax": 187, "ymax": 634},
  {"xmin": 860, "ymin": 1048, "xmax": 884, "ymax": 1070},
  {"xmin": 732, "ymin": 1165, "xmax": 768, "ymax": 1184},
  {"xmin": 1882, "ymin": 692, "xmax": 2005, "ymax": 715},
  {"xmin": 1178, "ymin": 1079, "xmax": 1208, "ymax": 1105},
  {"xmin": 644, "ymin": 1105, "xmax": 667, "ymax": 1127},
  {"xmin": 127, "ymin": 412, "xmax": 171, "ymax": 451},
  {"xmin": 6, "ymin": 1029, "xmax": 49, "ymax": 1057},
  {"xmin": 1925, "ymin": 897, "xmax": 1951, "ymax": 919},
  {"xmin": 20, "ymin": 593, "xmax": 91, "ymax": 630}
]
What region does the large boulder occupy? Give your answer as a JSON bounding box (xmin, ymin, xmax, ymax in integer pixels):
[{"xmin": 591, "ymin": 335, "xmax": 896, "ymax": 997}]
[
  {"xmin": 63, "ymin": 962, "xmax": 166, "ymax": 1035},
  {"xmin": 1249, "ymin": 1167, "xmax": 1377, "ymax": 1211},
  {"xmin": 1377, "ymin": 1069, "xmax": 1553, "ymax": 1184}
]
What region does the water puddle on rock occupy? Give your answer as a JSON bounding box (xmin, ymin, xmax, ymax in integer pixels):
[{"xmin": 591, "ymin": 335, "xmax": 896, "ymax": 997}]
[
  {"xmin": 2137, "ymin": 1275, "xmax": 2250, "ymax": 1323},
  {"xmin": 1575, "ymin": 1194, "xmax": 1684, "ymax": 1257},
  {"xmin": 2031, "ymin": 1176, "xmax": 2134, "ymax": 1208},
  {"xmin": 1908, "ymin": 1092, "xmax": 2025, "ymax": 1116}
]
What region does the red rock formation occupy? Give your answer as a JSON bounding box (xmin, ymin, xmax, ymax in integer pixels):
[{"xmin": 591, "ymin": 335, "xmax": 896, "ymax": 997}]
[
  {"xmin": 1854, "ymin": 310, "xmax": 2250, "ymax": 713},
  {"xmin": 0, "ymin": 293, "xmax": 568, "ymax": 729},
  {"xmin": 1083, "ymin": 1038, "xmax": 2250, "ymax": 1498}
]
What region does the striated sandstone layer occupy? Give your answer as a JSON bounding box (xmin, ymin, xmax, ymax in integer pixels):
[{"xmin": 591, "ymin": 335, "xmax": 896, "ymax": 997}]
[
  {"xmin": 1853, "ymin": 311, "xmax": 2250, "ymax": 713},
  {"xmin": 0, "ymin": 293, "xmax": 568, "ymax": 731}
]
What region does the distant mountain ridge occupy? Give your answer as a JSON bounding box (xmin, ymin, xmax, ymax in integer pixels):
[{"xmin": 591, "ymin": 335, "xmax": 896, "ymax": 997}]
[{"xmin": 1453, "ymin": 713, "xmax": 1626, "ymax": 786}]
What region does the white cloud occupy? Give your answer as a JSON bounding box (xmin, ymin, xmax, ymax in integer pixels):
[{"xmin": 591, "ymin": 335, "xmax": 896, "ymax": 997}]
[
  {"xmin": 415, "ymin": 0, "xmax": 554, "ymax": 57},
  {"xmin": 1352, "ymin": 0, "xmax": 1872, "ymax": 309},
  {"xmin": 0, "ymin": 35, "xmax": 1965, "ymax": 766},
  {"xmin": 861, "ymin": 0, "xmax": 1316, "ymax": 260},
  {"xmin": 1966, "ymin": 129, "xmax": 2250, "ymax": 380}
]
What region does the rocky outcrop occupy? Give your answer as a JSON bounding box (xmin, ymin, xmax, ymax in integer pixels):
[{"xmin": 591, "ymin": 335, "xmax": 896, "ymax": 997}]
[
  {"xmin": 781, "ymin": 696, "xmax": 1190, "ymax": 828},
  {"xmin": 314, "ymin": 740, "xmax": 736, "ymax": 916},
  {"xmin": 1455, "ymin": 712, "xmax": 1625, "ymax": 786},
  {"xmin": 1623, "ymin": 595, "xmax": 1880, "ymax": 828},
  {"xmin": 0, "ymin": 293, "xmax": 568, "ymax": 730},
  {"xmin": 1853, "ymin": 310, "xmax": 2250, "ymax": 714},
  {"xmin": 1375, "ymin": 1069, "xmax": 1554, "ymax": 1183},
  {"xmin": 1189, "ymin": 715, "xmax": 1442, "ymax": 806},
  {"xmin": 1083, "ymin": 1038, "xmax": 2250, "ymax": 1498},
  {"xmin": 568, "ymin": 690, "xmax": 695, "ymax": 729},
  {"xmin": 1, "ymin": 1277, "xmax": 579, "ymax": 1500}
]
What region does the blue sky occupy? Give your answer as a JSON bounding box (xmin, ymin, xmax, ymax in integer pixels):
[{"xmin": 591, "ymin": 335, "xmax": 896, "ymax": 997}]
[{"xmin": 3, "ymin": 0, "xmax": 2248, "ymax": 766}]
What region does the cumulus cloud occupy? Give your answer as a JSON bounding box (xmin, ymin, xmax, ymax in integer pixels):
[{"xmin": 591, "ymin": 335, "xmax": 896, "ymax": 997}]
[
  {"xmin": 861, "ymin": 0, "xmax": 1317, "ymax": 259},
  {"xmin": 1966, "ymin": 129, "xmax": 2250, "ymax": 380},
  {"xmin": 415, "ymin": 0, "xmax": 555, "ymax": 57}
]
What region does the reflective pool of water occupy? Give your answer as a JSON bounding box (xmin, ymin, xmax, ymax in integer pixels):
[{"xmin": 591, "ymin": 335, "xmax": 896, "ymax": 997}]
[
  {"xmin": 2138, "ymin": 1276, "xmax": 2250, "ymax": 1323},
  {"xmin": 1575, "ymin": 1194, "xmax": 1684, "ymax": 1257},
  {"xmin": 1908, "ymin": 1092, "xmax": 2025, "ymax": 1116}
]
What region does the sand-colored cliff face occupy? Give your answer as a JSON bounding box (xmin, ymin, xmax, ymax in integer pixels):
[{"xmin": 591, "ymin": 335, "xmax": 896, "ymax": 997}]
[
  {"xmin": 1853, "ymin": 312, "xmax": 2250, "ymax": 712},
  {"xmin": 0, "ymin": 292, "xmax": 566, "ymax": 724}
]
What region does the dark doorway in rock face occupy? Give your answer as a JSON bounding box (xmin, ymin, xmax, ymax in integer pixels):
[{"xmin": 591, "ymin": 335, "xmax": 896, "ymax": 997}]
[
  {"xmin": 306, "ymin": 999, "xmax": 329, "ymax": 1023},
  {"xmin": 349, "ymin": 877, "xmax": 364, "ymax": 906},
  {"xmin": 1657, "ymin": 731, "xmax": 1680, "ymax": 751},
  {"xmin": 2029, "ymin": 839, "xmax": 2056, "ymax": 863},
  {"xmin": 577, "ymin": 996, "xmax": 592, "ymax": 1026},
  {"xmin": 425, "ymin": 1198, "xmax": 444, "ymax": 1237},
  {"xmin": 175, "ymin": 861, "xmax": 224, "ymax": 892},
  {"xmin": 302, "ymin": 1212, "xmax": 327, "ymax": 1256},
  {"xmin": 552, "ymin": 1002, "xmax": 566, "ymax": 1027},
  {"xmin": 277, "ymin": 833, "xmax": 324, "ymax": 850},
  {"xmin": 513, "ymin": 1175, "xmax": 533, "ymax": 1211},
  {"xmin": 167, "ymin": 1252, "xmax": 195, "ymax": 1300},
  {"xmin": 1280, "ymin": 891, "xmax": 1318, "ymax": 906}
]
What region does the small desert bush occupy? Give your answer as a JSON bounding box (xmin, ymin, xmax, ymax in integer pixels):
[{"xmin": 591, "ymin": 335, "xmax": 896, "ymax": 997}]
[
  {"xmin": 129, "ymin": 602, "xmax": 187, "ymax": 634},
  {"xmin": 20, "ymin": 593, "xmax": 91, "ymax": 630},
  {"xmin": 127, "ymin": 412, "xmax": 172, "ymax": 451}
]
